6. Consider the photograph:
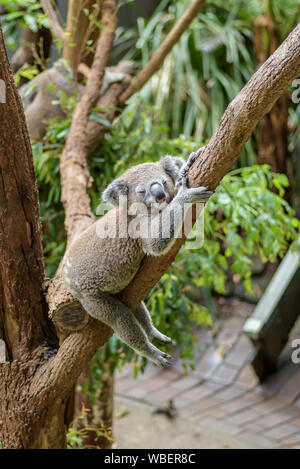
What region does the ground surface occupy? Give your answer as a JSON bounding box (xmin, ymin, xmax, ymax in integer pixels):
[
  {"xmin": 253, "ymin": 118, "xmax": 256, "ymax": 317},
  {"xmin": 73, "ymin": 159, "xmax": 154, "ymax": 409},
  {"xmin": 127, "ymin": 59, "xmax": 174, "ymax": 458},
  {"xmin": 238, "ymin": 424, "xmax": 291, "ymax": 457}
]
[
  {"xmin": 114, "ymin": 397, "xmax": 253, "ymax": 449},
  {"xmin": 114, "ymin": 298, "xmax": 300, "ymax": 449}
]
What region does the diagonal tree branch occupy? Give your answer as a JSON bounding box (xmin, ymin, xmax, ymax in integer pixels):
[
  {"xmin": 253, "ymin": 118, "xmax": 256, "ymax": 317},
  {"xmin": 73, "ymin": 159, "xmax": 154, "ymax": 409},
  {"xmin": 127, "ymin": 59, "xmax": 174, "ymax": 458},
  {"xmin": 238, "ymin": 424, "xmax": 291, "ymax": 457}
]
[
  {"xmin": 118, "ymin": 23, "xmax": 300, "ymax": 310},
  {"xmin": 43, "ymin": 23, "xmax": 300, "ymax": 398}
]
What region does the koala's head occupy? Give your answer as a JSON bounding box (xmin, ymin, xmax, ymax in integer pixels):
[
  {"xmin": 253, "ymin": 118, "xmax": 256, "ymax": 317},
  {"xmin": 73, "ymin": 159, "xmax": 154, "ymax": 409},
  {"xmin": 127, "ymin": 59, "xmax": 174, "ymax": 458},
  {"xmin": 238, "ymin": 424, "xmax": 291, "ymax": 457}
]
[{"xmin": 102, "ymin": 156, "xmax": 184, "ymax": 214}]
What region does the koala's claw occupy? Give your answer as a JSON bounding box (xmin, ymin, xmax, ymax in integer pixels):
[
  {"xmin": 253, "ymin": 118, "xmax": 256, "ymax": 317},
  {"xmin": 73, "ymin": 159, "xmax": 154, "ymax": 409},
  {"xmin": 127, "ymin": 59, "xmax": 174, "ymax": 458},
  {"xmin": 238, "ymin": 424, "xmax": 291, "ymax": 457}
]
[
  {"xmin": 186, "ymin": 146, "xmax": 205, "ymax": 168},
  {"xmin": 152, "ymin": 349, "xmax": 172, "ymax": 368},
  {"xmin": 177, "ymin": 147, "xmax": 206, "ymax": 189},
  {"xmin": 158, "ymin": 354, "xmax": 172, "ymax": 368}
]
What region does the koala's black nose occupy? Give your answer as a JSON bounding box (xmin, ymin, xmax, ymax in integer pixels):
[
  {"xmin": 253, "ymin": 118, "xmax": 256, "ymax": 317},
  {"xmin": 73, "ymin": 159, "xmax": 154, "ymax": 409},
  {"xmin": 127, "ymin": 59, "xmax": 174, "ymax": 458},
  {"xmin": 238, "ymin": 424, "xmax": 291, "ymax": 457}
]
[{"xmin": 150, "ymin": 183, "xmax": 166, "ymax": 203}]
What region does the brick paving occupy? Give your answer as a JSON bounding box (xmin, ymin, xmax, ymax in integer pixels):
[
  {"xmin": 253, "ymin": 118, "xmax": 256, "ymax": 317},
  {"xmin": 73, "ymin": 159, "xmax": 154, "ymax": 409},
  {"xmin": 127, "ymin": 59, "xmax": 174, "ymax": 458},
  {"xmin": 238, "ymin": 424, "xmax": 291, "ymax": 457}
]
[{"xmin": 115, "ymin": 299, "xmax": 300, "ymax": 449}]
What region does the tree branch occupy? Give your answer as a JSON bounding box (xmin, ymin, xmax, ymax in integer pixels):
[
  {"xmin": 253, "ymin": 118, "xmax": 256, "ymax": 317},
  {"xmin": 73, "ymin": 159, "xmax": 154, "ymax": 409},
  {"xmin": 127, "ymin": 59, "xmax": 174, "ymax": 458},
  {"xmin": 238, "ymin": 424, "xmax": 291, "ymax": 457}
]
[
  {"xmin": 60, "ymin": 0, "xmax": 117, "ymax": 241},
  {"xmin": 45, "ymin": 23, "xmax": 300, "ymax": 398},
  {"xmin": 40, "ymin": 0, "xmax": 65, "ymax": 43},
  {"xmin": 63, "ymin": 0, "xmax": 102, "ymax": 73},
  {"xmin": 118, "ymin": 22, "xmax": 300, "ymax": 310}
]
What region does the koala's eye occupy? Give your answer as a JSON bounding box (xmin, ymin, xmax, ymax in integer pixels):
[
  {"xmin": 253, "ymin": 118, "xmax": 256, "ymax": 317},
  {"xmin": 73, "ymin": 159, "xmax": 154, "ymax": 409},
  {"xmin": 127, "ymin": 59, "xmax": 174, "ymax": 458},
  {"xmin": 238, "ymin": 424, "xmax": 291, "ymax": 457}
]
[
  {"xmin": 162, "ymin": 179, "xmax": 167, "ymax": 187},
  {"xmin": 137, "ymin": 189, "xmax": 146, "ymax": 194}
]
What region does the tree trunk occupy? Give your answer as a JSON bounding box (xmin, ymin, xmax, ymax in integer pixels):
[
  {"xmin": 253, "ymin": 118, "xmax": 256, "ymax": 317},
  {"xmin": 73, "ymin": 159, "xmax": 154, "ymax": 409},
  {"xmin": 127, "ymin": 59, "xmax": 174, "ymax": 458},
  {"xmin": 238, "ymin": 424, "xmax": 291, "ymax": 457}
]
[{"xmin": 0, "ymin": 24, "xmax": 67, "ymax": 448}]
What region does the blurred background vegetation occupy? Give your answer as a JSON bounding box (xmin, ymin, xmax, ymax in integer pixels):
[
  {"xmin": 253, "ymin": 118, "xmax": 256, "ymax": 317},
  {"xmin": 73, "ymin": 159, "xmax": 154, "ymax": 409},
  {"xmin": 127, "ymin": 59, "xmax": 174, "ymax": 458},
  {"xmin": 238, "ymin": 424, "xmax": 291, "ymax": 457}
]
[{"xmin": 1, "ymin": 0, "xmax": 300, "ymax": 442}]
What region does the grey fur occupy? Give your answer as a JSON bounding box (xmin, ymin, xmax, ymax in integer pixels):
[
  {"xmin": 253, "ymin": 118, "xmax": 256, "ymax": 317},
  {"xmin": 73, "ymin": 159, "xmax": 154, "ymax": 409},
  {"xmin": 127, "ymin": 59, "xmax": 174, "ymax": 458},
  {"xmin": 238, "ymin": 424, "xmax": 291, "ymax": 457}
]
[
  {"xmin": 62, "ymin": 151, "xmax": 212, "ymax": 367},
  {"xmin": 161, "ymin": 155, "xmax": 184, "ymax": 183},
  {"xmin": 102, "ymin": 180, "xmax": 129, "ymax": 206}
]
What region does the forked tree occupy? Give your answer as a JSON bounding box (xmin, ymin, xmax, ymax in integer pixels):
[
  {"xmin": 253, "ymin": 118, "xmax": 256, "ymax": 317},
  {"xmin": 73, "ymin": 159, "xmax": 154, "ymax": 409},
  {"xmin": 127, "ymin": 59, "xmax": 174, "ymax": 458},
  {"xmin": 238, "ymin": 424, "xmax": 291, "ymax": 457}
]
[{"xmin": 0, "ymin": 0, "xmax": 299, "ymax": 449}]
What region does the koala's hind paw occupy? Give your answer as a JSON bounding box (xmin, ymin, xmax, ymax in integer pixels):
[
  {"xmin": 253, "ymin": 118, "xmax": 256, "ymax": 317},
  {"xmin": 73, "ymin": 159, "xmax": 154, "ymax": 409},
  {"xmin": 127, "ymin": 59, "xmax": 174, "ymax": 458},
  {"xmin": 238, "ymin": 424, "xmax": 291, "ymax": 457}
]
[
  {"xmin": 157, "ymin": 353, "xmax": 172, "ymax": 368},
  {"xmin": 152, "ymin": 329, "xmax": 173, "ymax": 345}
]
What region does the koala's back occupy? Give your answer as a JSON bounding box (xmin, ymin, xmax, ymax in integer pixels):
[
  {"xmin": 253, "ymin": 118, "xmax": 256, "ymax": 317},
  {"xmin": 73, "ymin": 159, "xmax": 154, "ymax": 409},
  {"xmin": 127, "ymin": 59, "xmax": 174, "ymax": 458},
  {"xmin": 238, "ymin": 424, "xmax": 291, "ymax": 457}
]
[{"xmin": 63, "ymin": 208, "xmax": 144, "ymax": 296}]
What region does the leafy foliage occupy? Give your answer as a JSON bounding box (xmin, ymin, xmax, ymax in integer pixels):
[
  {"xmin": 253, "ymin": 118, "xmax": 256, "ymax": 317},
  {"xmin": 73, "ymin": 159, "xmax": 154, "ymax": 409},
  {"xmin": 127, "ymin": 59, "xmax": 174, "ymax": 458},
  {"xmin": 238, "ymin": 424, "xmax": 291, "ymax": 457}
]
[
  {"xmin": 67, "ymin": 406, "xmax": 113, "ymax": 449},
  {"xmin": 113, "ymin": 0, "xmax": 300, "ymax": 166},
  {"xmin": 0, "ymin": 1, "xmax": 48, "ymax": 50}
]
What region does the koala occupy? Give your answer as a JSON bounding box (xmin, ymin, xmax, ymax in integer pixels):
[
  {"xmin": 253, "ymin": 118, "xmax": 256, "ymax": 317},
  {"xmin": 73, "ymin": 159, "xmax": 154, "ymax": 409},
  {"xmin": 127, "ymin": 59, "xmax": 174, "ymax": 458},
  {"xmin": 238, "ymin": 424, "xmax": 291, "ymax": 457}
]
[
  {"xmin": 19, "ymin": 59, "xmax": 132, "ymax": 141},
  {"xmin": 62, "ymin": 148, "xmax": 212, "ymax": 367}
]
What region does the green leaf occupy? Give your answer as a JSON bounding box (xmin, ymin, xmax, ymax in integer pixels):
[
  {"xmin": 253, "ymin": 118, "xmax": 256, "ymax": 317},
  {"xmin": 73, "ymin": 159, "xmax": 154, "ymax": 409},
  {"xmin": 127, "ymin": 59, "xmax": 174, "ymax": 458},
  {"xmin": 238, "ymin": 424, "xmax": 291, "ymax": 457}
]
[{"xmin": 89, "ymin": 113, "xmax": 112, "ymax": 128}]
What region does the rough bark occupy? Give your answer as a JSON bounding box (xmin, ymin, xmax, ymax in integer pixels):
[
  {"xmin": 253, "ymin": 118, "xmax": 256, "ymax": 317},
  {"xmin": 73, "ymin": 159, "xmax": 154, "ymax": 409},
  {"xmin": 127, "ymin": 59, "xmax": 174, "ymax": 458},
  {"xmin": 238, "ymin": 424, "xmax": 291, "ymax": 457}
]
[
  {"xmin": 0, "ymin": 27, "xmax": 55, "ymax": 360},
  {"xmin": 63, "ymin": 0, "xmax": 103, "ymax": 76},
  {"xmin": 0, "ymin": 24, "xmax": 60, "ymax": 448}
]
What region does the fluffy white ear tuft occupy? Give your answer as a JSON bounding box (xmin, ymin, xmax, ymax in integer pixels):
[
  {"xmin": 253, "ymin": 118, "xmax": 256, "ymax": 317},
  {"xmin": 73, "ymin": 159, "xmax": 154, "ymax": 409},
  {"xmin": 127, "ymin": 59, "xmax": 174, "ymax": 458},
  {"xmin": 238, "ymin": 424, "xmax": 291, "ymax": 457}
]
[{"xmin": 102, "ymin": 179, "xmax": 129, "ymax": 206}]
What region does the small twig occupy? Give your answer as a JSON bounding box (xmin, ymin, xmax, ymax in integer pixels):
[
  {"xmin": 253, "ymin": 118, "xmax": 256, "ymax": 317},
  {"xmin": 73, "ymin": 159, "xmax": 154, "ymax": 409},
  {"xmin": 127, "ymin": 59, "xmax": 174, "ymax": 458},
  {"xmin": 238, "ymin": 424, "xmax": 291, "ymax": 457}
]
[
  {"xmin": 119, "ymin": 0, "xmax": 206, "ymax": 104},
  {"xmin": 40, "ymin": 0, "xmax": 65, "ymax": 43}
]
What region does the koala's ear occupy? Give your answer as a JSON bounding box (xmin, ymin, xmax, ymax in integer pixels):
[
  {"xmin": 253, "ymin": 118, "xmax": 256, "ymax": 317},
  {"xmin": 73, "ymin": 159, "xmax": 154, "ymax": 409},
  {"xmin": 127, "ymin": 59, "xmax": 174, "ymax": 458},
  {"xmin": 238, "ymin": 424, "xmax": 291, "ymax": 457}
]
[
  {"xmin": 102, "ymin": 179, "xmax": 129, "ymax": 206},
  {"xmin": 161, "ymin": 155, "xmax": 185, "ymax": 183}
]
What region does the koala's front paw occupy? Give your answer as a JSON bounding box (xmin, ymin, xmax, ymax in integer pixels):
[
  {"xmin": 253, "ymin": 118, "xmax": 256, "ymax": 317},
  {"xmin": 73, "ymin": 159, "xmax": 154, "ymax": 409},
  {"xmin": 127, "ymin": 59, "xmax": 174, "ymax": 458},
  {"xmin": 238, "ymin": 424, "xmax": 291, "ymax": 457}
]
[
  {"xmin": 186, "ymin": 146, "xmax": 205, "ymax": 169},
  {"xmin": 178, "ymin": 176, "xmax": 213, "ymax": 203},
  {"xmin": 187, "ymin": 186, "xmax": 213, "ymax": 204},
  {"xmin": 190, "ymin": 186, "xmax": 214, "ymax": 203},
  {"xmin": 177, "ymin": 146, "xmax": 206, "ymax": 188}
]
